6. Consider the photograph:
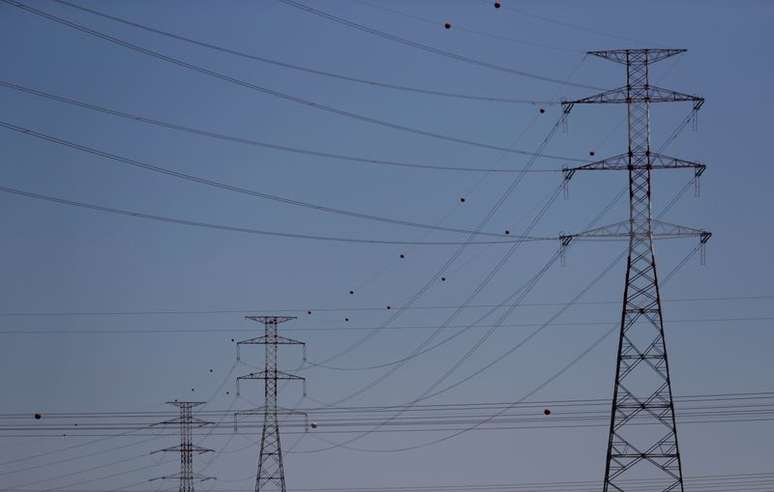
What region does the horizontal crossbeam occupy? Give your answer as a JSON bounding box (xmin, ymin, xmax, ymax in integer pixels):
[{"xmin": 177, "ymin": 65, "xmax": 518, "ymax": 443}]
[
  {"xmin": 589, "ymin": 48, "xmax": 686, "ymax": 65},
  {"xmin": 562, "ymin": 87, "xmax": 702, "ymax": 115},
  {"xmin": 560, "ymin": 220, "xmax": 711, "ymax": 243},
  {"xmin": 562, "ymin": 153, "xmax": 705, "ymax": 181}
]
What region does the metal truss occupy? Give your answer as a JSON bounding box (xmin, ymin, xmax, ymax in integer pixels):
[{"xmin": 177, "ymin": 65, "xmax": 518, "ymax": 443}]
[
  {"xmin": 561, "ymin": 48, "xmax": 711, "ymax": 492},
  {"xmin": 236, "ymin": 316, "xmax": 305, "ymax": 492},
  {"xmin": 150, "ymin": 401, "xmax": 214, "ymax": 492}
]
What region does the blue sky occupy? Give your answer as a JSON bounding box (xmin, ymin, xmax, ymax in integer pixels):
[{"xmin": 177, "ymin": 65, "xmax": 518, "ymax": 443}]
[{"xmin": 0, "ymin": 0, "xmax": 772, "ymax": 490}]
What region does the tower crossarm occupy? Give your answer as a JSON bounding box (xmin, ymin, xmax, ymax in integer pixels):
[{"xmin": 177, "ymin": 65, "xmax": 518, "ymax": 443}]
[
  {"xmin": 236, "ymin": 370, "xmax": 306, "ymax": 397},
  {"xmin": 562, "ymin": 86, "xmax": 702, "ymax": 110},
  {"xmin": 237, "ymin": 370, "xmax": 306, "ymax": 382},
  {"xmin": 235, "ymin": 406, "xmax": 308, "ymax": 416},
  {"xmin": 152, "ymin": 416, "xmax": 213, "ymax": 428},
  {"xmin": 562, "ymin": 153, "xmax": 705, "ymax": 183},
  {"xmin": 245, "ymin": 315, "xmax": 296, "ymax": 324},
  {"xmin": 237, "ymin": 335, "xmax": 305, "ymax": 345},
  {"xmin": 236, "ymin": 322, "xmax": 306, "ymax": 362},
  {"xmin": 234, "ymin": 406, "xmax": 309, "ymax": 432},
  {"xmin": 151, "ymin": 444, "xmax": 214, "ymax": 455},
  {"xmin": 589, "ymin": 48, "xmax": 686, "ymax": 65},
  {"xmin": 560, "ymin": 219, "xmax": 711, "ymax": 243},
  {"xmin": 150, "ymin": 473, "xmax": 216, "ymax": 483}
]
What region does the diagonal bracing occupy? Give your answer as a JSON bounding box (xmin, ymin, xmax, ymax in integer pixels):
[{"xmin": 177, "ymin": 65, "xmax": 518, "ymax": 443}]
[{"xmin": 561, "ymin": 48, "xmax": 711, "ymax": 492}]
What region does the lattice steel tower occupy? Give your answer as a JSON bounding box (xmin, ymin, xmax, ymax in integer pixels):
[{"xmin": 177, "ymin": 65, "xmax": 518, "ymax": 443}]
[
  {"xmin": 150, "ymin": 401, "xmax": 214, "ymax": 492},
  {"xmin": 562, "ymin": 49, "xmax": 710, "ymax": 491},
  {"xmin": 236, "ymin": 316, "xmax": 306, "ymax": 492}
]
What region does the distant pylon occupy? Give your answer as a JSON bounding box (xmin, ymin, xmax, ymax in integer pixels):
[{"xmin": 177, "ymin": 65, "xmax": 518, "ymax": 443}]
[
  {"xmin": 561, "ymin": 49, "xmax": 710, "ymax": 492},
  {"xmin": 236, "ymin": 316, "xmax": 306, "ymax": 492},
  {"xmin": 150, "ymin": 401, "xmax": 214, "ymax": 492}
]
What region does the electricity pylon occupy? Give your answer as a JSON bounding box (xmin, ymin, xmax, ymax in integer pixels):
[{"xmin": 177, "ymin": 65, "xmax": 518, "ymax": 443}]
[
  {"xmin": 236, "ymin": 316, "xmax": 306, "ymax": 492},
  {"xmin": 561, "ymin": 49, "xmax": 710, "ymax": 492},
  {"xmin": 150, "ymin": 401, "xmax": 214, "ymax": 492}
]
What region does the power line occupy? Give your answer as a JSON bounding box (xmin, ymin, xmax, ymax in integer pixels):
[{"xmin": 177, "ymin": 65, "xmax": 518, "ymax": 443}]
[
  {"xmin": 0, "ymin": 294, "xmax": 769, "ymax": 318},
  {"xmin": 299, "ymin": 58, "xmax": 693, "ymax": 382},
  {"xmin": 308, "ymin": 111, "xmax": 569, "ymax": 381},
  {"xmin": 8, "ymin": 471, "xmax": 774, "ymax": 492},
  {"xmin": 4, "ymin": 412, "xmax": 771, "ymax": 437},
  {"xmin": 0, "ymin": 185, "xmax": 534, "ymax": 246},
  {"xmin": 0, "ymin": 80, "xmax": 561, "ymax": 174},
  {"xmin": 473, "ymin": 0, "xmax": 660, "ymax": 47},
  {"xmin": 275, "ymin": 0, "xmax": 600, "ymax": 90},
  {"xmin": 0, "ymin": 120, "xmax": 553, "ymax": 240},
  {"xmin": 5, "ymin": 390, "xmax": 772, "ymax": 418},
  {"xmin": 50, "ymin": 0, "xmax": 562, "ymax": 104},
  {"xmin": 292, "ymin": 241, "xmax": 706, "ymax": 453},
  {"xmin": 2, "ymin": 314, "xmax": 768, "ymax": 335},
  {"xmin": 347, "ymin": 0, "xmax": 580, "ymax": 54},
  {"xmin": 287, "ymin": 146, "xmax": 615, "ymax": 452},
  {"xmin": 1, "ymin": 0, "xmax": 584, "ymax": 162}
]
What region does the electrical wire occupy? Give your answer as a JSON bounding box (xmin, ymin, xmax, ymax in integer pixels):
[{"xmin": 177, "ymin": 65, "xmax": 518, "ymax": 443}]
[
  {"xmin": 0, "ymin": 80, "xmax": 559, "ymax": 174},
  {"xmin": 293, "ymin": 240, "xmax": 704, "ymax": 453},
  {"xmin": 4, "ymin": 391, "xmax": 771, "ymax": 419},
  {"xmin": 2, "ymin": 444, "xmax": 169, "ymax": 491},
  {"xmin": 1, "ymin": 0, "xmax": 584, "ymax": 162},
  {"xmin": 275, "ymin": 0, "xmax": 600, "ymax": 90},
  {"xmin": 308, "ymin": 182, "xmax": 567, "ymax": 373},
  {"xmin": 0, "ymin": 314, "xmax": 770, "ymax": 335},
  {"xmin": 348, "ymin": 0, "xmax": 580, "ymax": 54},
  {"xmin": 291, "ymin": 166, "xmax": 708, "ymax": 452},
  {"xmin": 287, "ymin": 136, "xmax": 607, "ymax": 451},
  {"xmin": 5, "ymin": 396, "xmax": 773, "ymax": 433},
  {"xmin": 309, "ymin": 110, "xmax": 569, "ymax": 371},
  {"xmin": 0, "ymin": 185, "xmax": 538, "ymax": 246},
  {"xmin": 473, "ymin": 0, "xmax": 662, "ymax": 47},
  {"xmin": 300, "ymin": 143, "xmax": 632, "ymax": 422},
  {"xmin": 50, "ymin": 0, "xmax": 561, "ymax": 105},
  {"xmin": 0, "ymin": 435, "xmax": 159, "ymax": 479},
  {"xmin": 8, "ymin": 470, "xmax": 774, "ymax": 492},
  {"xmin": 1, "ymin": 294, "xmax": 766, "ymax": 319},
  {"xmin": 0, "ymin": 120, "xmax": 553, "ymax": 240}
]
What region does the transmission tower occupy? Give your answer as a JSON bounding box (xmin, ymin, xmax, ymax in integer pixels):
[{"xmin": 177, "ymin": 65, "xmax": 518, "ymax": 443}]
[
  {"xmin": 236, "ymin": 316, "xmax": 306, "ymax": 492},
  {"xmin": 561, "ymin": 49, "xmax": 710, "ymax": 491},
  {"xmin": 150, "ymin": 401, "xmax": 214, "ymax": 492}
]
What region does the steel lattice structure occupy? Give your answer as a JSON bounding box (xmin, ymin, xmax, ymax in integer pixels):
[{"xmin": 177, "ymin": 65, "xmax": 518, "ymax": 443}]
[
  {"xmin": 150, "ymin": 401, "xmax": 214, "ymax": 492},
  {"xmin": 562, "ymin": 49, "xmax": 709, "ymax": 492},
  {"xmin": 237, "ymin": 316, "xmax": 306, "ymax": 492}
]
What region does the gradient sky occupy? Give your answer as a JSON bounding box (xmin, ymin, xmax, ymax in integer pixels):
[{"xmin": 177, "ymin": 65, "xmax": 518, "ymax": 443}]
[{"xmin": 0, "ymin": 0, "xmax": 772, "ymax": 490}]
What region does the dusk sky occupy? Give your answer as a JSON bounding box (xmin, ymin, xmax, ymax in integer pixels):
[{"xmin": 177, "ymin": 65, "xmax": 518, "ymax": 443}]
[{"xmin": 0, "ymin": 1, "xmax": 772, "ymax": 491}]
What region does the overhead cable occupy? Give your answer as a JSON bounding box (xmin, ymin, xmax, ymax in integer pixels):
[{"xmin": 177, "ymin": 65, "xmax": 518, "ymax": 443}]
[{"xmin": 1, "ymin": 0, "xmax": 584, "ymax": 162}]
